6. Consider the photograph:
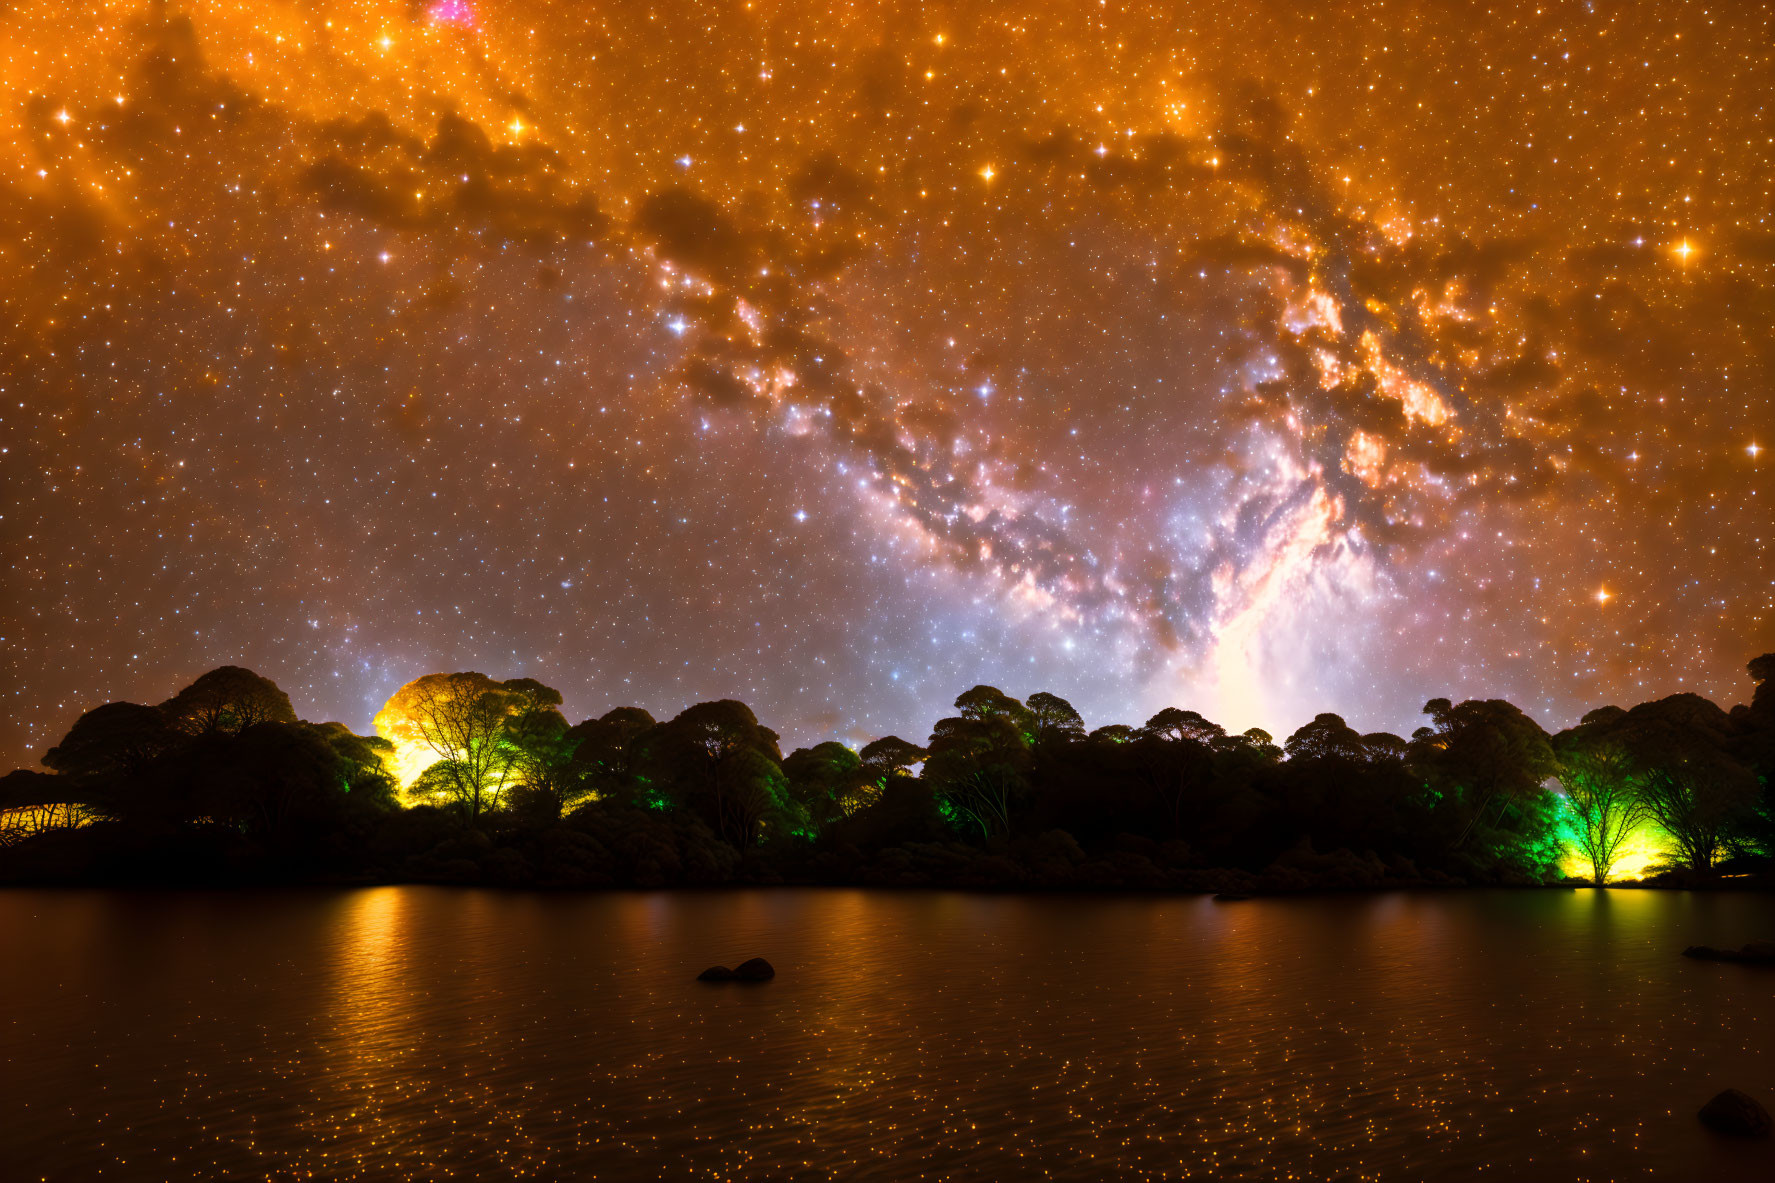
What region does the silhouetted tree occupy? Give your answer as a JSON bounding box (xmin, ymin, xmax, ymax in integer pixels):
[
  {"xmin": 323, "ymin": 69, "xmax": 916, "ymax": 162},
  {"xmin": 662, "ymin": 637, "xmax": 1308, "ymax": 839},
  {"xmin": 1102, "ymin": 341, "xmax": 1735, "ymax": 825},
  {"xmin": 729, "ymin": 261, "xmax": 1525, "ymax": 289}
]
[
  {"xmin": 1412, "ymin": 698, "xmax": 1558, "ymax": 858},
  {"xmin": 1027, "ymin": 692, "xmax": 1087, "ymax": 747},
  {"xmin": 1285, "ymin": 713, "xmax": 1369, "ymax": 763},
  {"xmin": 159, "ymin": 666, "xmax": 297, "ymax": 736},
  {"xmin": 925, "ymin": 688, "xmax": 1032, "ymax": 839},
  {"xmin": 858, "ymin": 735, "xmax": 925, "ymax": 794},
  {"xmin": 784, "ymin": 741, "xmax": 866, "ymax": 830},
  {"xmin": 498, "ymin": 679, "xmax": 575, "ymax": 811},
  {"xmin": 1360, "ymin": 732, "xmax": 1410, "ymax": 765},
  {"xmin": 1271, "ymin": 717, "xmax": 1416, "ymax": 867},
  {"xmin": 16, "ymin": 654, "xmax": 1775, "ymax": 890},
  {"xmin": 1741, "ymin": 654, "xmax": 1775, "ymax": 853},
  {"xmin": 1133, "ymin": 709, "xmax": 1219, "ymax": 837},
  {"xmin": 1216, "ymin": 727, "xmax": 1283, "ymax": 765},
  {"xmin": 562, "ymin": 707, "xmax": 656, "ymax": 805},
  {"xmin": 1143, "ymin": 708, "xmax": 1225, "ymax": 746},
  {"xmin": 43, "ymin": 702, "xmax": 182, "ymax": 783},
  {"xmin": 642, "ymin": 700, "xmax": 795, "ymax": 845},
  {"xmin": 954, "ymin": 685, "xmax": 1034, "ymax": 731},
  {"xmin": 183, "ymin": 722, "xmax": 384, "ymax": 848},
  {"xmin": 1618, "ymin": 694, "xmax": 1758, "ymax": 872}
]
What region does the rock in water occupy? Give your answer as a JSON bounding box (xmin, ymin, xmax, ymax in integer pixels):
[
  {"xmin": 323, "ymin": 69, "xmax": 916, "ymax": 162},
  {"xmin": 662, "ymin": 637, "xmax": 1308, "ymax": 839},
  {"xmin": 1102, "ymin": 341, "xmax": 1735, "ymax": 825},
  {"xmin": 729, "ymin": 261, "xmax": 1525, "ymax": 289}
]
[
  {"xmin": 697, "ymin": 958, "xmax": 774, "ymax": 982},
  {"xmin": 733, "ymin": 957, "xmax": 776, "ymax": 981},
  {"xmin": 1698, "ymin": 1089, "xmax": 1772, "ymax": 1137},
  {"xmin": 1683, "ymin": 943, "xmax": 1775, "ymax": 966}
]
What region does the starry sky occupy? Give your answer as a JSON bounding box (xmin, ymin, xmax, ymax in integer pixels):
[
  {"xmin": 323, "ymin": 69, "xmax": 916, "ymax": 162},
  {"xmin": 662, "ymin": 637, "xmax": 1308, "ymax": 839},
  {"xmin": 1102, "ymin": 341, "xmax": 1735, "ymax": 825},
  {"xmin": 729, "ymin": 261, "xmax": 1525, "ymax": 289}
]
[{"xmin": 3, "ymin": 0, "xmax": 1771, "ymax": 764}]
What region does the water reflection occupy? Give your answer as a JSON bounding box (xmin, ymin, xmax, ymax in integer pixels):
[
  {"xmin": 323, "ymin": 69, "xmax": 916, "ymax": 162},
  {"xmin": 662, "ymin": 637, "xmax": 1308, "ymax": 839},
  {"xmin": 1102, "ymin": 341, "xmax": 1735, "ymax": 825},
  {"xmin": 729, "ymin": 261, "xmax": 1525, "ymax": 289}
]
[{"xmin": 0, "ymin": 888, "xmax": 1772, "ymax": 1180}]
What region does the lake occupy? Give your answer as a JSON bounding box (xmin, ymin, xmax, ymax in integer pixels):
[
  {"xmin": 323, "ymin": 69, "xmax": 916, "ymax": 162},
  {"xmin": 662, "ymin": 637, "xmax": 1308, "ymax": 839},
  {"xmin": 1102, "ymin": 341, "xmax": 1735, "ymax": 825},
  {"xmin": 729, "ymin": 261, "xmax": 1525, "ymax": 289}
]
[{"xmin": 1, "ymin": 888, "xmax": 1772, "ymax": 1180}]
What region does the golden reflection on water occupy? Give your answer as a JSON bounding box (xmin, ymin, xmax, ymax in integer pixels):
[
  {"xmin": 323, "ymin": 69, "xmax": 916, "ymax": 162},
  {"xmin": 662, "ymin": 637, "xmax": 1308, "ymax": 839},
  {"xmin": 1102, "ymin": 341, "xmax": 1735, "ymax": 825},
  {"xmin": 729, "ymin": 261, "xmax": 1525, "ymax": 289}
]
[
  {"xmin": 310, "ymin": 887, "xmax": 418, "ymax": 1172},
  {"xmin": 2, "ymin": 888, "xmax": 1775, "ymax": 1180},
  {"xmin": 330, "ymin": 885, "xmax": 409, "ymax": 1060}
]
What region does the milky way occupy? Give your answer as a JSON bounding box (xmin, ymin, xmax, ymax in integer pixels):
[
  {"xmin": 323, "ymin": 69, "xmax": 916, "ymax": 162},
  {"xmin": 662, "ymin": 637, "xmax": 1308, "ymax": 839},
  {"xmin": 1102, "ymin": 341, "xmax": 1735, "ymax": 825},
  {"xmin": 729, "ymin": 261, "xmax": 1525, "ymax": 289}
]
[{"xmin": 2, "ymin": 0, "xmax": 1771, "ymax": 763}]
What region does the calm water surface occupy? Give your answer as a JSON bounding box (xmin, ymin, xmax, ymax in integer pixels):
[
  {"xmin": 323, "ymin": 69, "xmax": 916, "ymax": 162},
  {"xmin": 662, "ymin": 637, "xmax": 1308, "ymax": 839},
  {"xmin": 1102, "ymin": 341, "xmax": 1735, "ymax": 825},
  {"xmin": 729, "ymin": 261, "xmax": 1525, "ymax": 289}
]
[{"xmin": 2, "ymin": 888, "xmax": 1773, "ymax": 1181}]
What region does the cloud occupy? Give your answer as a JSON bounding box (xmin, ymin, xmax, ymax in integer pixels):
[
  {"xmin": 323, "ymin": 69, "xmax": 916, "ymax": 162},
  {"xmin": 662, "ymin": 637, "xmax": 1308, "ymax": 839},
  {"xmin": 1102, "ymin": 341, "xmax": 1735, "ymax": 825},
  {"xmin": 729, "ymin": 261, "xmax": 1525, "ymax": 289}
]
[{"xmin": 306, "ymin": 111, "xmax": 606, "ymax": 245}]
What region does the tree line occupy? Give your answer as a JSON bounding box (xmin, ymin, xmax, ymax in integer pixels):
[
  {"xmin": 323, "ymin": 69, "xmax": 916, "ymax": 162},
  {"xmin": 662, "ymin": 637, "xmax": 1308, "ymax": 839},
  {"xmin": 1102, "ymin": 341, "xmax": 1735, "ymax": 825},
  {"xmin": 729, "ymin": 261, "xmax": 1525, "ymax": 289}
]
[{"xmin": 2, "ymin": 656, "xmax": 1772, "ymax": 890}]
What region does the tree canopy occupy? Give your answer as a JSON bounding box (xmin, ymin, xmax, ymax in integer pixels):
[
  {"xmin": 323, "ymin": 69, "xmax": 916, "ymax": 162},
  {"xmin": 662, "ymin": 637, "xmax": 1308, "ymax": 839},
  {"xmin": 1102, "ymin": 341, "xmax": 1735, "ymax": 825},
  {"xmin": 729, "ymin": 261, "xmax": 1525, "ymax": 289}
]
[{"xmin": 9, "ymin": 656, "xmax": 1775, "ymax": 890}]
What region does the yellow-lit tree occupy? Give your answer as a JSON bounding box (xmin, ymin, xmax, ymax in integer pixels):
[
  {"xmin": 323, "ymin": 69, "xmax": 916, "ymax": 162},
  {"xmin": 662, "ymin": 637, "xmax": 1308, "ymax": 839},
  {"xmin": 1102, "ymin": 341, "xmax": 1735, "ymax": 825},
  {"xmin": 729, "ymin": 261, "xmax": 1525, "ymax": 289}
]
[
  {"xmin": 375, "ymin": 673, "xmax": 561, "ymax": 819},
  {"xmin": 1555, "ymin": 719, "xmax": 1653, "ymax": 883}
]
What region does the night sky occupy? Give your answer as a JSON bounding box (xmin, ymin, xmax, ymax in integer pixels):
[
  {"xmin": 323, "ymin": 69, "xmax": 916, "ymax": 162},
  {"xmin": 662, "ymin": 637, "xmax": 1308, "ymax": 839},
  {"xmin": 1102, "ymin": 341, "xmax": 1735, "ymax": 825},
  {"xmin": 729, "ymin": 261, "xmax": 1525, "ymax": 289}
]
[{"xmin": 3, "ymin": 0, "xmax": 1771, "ymax": 765}]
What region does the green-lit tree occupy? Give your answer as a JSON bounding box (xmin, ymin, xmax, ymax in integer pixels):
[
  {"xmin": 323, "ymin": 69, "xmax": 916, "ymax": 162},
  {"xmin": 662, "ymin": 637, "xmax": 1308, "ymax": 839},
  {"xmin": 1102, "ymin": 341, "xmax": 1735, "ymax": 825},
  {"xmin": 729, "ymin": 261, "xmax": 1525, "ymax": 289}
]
[
  {"xmin": 642, "ymin": 700, "xmax": 795, "ymax": 846},
  {"xmin": 309, "ymin": 721, "xmax": 400, "ymax": 809},
  {"xmin": 925, "ymin": 688, "xmax": 1032, "ymax": 839},
  {"xmin": 1554, "ymin": 712, "xmax": 1652, "ymax": 883},
  {"xmin": 497, "ymin": 678, "xmax": 576, "ymax": 816},
  {"xmin": 562, "ymin": 707, "xmax": 657, "ymax": 806}
]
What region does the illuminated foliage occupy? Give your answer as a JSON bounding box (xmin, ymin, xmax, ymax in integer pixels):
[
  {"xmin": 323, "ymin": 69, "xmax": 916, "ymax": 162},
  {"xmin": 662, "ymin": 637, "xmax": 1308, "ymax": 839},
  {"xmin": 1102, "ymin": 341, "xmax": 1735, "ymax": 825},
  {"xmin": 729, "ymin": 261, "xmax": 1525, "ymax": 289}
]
[
  {"xmin": 562, "ymin": 707, "xmax": 657, "ymax": 806},
  {"xmin": 374, "ymin": 673, "xmax": 557, "ymax": 818},
  {"xmin": 13, "ymin": 654, "xmax": 1775, "ymax": 887},
  {"xmin": 6, "ymin": 2, "xmax": 1775, "ymax": 779},
  {"xmin": 0, "ymin": 771, "xmax": 94, "ymax": 846},
  {"xmin": 925, "ymin": 687, "xmax": 1033, "ymax": 839},
  {"xmin": 1554, "ymin": 713, "xmax": 1656, "ymax": 883},
  {"xmin": 309, "ymin": 722, "xmax": 400, "ymax": 806}
]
